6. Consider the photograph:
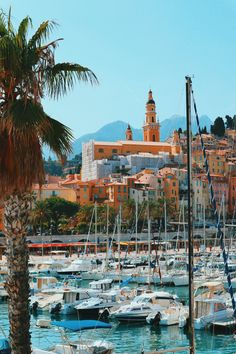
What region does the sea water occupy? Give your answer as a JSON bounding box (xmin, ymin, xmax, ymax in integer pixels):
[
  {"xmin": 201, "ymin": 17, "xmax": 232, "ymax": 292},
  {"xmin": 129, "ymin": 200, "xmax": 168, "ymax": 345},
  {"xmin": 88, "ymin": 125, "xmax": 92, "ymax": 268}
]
[{"xmin": 1, "ymin": 284, "xmax": 236, "ymax": 354}]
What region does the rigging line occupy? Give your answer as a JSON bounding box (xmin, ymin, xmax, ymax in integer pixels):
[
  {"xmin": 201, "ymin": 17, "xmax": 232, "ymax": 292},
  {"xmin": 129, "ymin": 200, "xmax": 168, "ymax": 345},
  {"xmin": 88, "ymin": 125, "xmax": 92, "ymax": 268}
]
[{"xmin": 191, "ymin": 88, "xmax": 236, "ymax": 318}]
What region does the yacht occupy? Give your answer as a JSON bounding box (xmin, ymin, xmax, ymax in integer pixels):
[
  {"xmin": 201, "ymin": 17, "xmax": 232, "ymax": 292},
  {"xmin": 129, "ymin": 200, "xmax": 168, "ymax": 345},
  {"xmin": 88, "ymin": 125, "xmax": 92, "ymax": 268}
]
[
  {"xmin": 57, "ymin": 258, "xmax": 97, "ymax": 275},
  {"xmin": 33, "ymin": 320, "xmax": 114, "ymax": 354},
  {"xmin": 110, "ymin": 291, "xmax": 177, "ymax": 322},
  {"xmin": 146, "ymin": 303, "xmax": 189, "ymax": 326},
  {"xmin": 75, "ymin": 289, "xmax": 126, "ymax": 320},
  {"xmin": 194, "ymin": 281, "xmax": 233, "ymax": 329}
]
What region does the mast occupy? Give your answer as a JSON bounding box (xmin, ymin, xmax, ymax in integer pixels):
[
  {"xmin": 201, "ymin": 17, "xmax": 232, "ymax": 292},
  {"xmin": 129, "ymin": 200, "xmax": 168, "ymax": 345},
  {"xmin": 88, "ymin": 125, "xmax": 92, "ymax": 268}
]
[
  {"xmin": 164, "ymin": 199, "xmax": 167, "ymax": 246},
  {"xmin": 186, "ymin": 76, "xmax": 195, "ymax": 354},
  {"xmin": 135, "ymin": 200, "xmax": 138, "ymax": 255},
  {"xmin": 117, "ymin": 204, "xmax": 122, "ymax": 286},
  {"xmin": 95, "ymin": 201, "xmax": 98, "ymax": 255},
  {"xmin": 106, "ymin": 204, "xmax": 109, "ymax": 269}
]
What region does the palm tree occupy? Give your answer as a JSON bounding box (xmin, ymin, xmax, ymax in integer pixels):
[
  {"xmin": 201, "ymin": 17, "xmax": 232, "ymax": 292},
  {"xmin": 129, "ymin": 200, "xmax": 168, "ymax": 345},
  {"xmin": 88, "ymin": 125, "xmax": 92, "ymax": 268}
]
[{"xmin": 0, "ymin": 11, "xmax": 97, "ymax": 354}]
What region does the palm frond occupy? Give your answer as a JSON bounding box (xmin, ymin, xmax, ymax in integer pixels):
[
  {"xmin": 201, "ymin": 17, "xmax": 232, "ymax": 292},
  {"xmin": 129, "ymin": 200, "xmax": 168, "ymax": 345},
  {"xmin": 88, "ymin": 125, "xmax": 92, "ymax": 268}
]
[
  {"xmin": 0, "ymin": 125, "xmax": 45, "ymax": 196},
  {"xmin": 28, "ymin": 20, "xmax": 57, "ymax": 48},
  {"xmin": 0, "ymin": 34, "xmax": 20, "ymax": 72},
  {"xmin": 39, "ymin": 114, "xmax": 73, "ymax": 157},
  {"xmin": 0, "ymin": 11, "xmax": 8, "ymax": 37},
  {"xmin": 45, "ymin": 62, "xmax": 98, "ymax": 99},
  {"xmin": 17, "ymin": 16, "xmax": 32, "ymax": 47},
  {"xmin": 4, "ymin": 99, "xmax": 45, "ymax": 130}
]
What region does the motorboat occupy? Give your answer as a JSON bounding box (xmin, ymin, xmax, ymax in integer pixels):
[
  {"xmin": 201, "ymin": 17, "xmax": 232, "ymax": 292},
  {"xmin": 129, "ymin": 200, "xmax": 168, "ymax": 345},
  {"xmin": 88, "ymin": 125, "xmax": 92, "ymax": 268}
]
[
  {"xmin": 33, "ymin": 320, "xmax": 114, "ymax": 354},
  {"xmin": 89, "ymin": 279, "xmax": 113, "ymax": 292},
  {"xmin": 146, "ymin": 303, "xmax": 189, "ymax": 326},
  {"xmin": 194, "ymin": 281, "xmax": 233, "ymax": 329},
  {"xmin": 110, "ymin": 291, "xmax": 178, "ymax": 322},
  {"xmin": 57, "ymin": 258, "xmax": 97, "ymax": 275},
  {"xmin": 50, "ymin": 288, "xmax": 92, "ymax": 315},
  {"xmin": 76, "ymin": 289, "xmax": 126, "ymax": 320}
]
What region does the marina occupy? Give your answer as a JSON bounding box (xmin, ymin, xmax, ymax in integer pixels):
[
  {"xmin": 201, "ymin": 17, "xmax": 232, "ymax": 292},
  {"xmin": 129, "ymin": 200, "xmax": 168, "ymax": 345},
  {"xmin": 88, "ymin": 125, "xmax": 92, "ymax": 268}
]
[{"xmin": 1, "ymin": 247, "xmax": 236, "ymax": 353}]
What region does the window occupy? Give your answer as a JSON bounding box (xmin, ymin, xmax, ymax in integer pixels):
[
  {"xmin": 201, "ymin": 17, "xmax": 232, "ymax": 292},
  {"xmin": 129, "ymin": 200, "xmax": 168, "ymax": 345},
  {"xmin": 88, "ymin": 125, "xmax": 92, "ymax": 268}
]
[
  {"xmin": 152, "ymin": 117, "xmax": 155, "ymax": 122},
  {"xmin": 124, "ymin": 186, "xmax": 127, "ymax": 192},
  {"xmin": 98, "ymin": 148, "xmax": 104, "ymax": 153},
  {"xmin": 118, "ymin": 186, "xmax": 121, "ymax": 193},
  {"xmin": 112, "ymin": 149, "xmax": 117, "ymax": 153},
  {"xmin": 51, "ymin": 191, "xmax": 56, "ymax": 196},
  {"xmin": 152, "ymin": 134, "xmax": 156, "ymax": 142}
]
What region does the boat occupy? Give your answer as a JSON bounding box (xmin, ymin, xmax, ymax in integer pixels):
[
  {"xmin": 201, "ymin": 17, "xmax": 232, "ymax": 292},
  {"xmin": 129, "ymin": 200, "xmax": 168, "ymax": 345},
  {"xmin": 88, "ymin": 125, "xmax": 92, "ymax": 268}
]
[
  {"xmin": 110, "ymin": 291, "xmax": 177, "ymax": 322},
  {"xmin": 57, "ymin": 258, "xmax": 97, "ymax": 275},
  {"xmin": 194, "ymin": 282, "xmax": 233, "ymax": 329},
  {"xmin": 146, "ymin": 303, "xmax": 189, "ymax": 326},
  {"xmin": 75, "ymin": 289, "xmax": 126, "ymax": 320},
  {"xmin": 50, "ymin": 288, "xmax": 92, "ymax": 315},
  {"xmin": 33, "ymin": 320, "xmax": 114, "ymax": 354}
]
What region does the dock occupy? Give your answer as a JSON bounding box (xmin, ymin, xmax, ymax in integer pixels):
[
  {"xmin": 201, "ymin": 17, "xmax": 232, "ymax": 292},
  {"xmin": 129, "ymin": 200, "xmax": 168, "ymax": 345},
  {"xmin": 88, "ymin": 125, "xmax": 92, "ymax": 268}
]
[
  {"xmin": 211, "ymin": 319, "xmax": 236, "ymax": 334},
  {"xmin": 144, "ymin": 346, "xmax": 190, "ymax": 353}
]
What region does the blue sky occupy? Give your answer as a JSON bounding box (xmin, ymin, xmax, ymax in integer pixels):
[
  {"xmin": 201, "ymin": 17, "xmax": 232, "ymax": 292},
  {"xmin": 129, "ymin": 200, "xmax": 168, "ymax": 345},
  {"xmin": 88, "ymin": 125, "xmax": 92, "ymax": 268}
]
[{"xmin": 3, "ymin": 0, "xmax": 236, "ymax": 138}]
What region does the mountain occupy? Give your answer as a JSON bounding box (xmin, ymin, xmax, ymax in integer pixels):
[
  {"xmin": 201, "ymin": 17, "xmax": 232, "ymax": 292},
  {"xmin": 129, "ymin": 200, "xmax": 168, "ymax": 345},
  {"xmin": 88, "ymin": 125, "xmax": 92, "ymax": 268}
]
[
  {"xmin": 71, "ymin": 115, "xmax": 212, "ymax": 155},
  {"xmin": 160, "ymin": 114, "xmax": 212, "ymax": 141}
]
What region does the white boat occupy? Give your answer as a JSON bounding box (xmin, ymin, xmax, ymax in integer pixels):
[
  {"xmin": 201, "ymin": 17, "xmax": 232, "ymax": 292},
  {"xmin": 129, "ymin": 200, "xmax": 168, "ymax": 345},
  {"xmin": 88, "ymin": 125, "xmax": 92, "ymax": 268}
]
[
  {"xmin": 89, "ymin": 278, "xmax": 113, "ymax": 292},
  {"xmin": 57, "ymin": 258, "xmax": 96, "ymax": 275},
  {"xmin": 194, "ymin": 281, "xmax": 233, "ymax": 329},
  {"xmin": 76, "ymin": 289, "xmax": 126, "ymax": 320},
  {"xmin": 146, "ymin": 304, "xmax": 189, "ymax": 326},
  {"xmin": 33, "ymin": 319, "xmax": 114, "ymax": 354},
  {"xmin": 50, "ymin": 288, "xmax": 95, "ymax": 315},
  {"xmin": 110, "ymin": 291, "xmax": 177, "ymax": 322}
]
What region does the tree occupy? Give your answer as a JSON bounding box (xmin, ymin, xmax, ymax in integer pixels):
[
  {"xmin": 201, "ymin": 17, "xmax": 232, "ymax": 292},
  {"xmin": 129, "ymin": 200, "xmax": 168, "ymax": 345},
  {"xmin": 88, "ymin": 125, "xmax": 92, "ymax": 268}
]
[
  {"xmin": 225, "ymin": 115, "xmax": 233, "ymax": 129},
  {"xmin": 210, "ymin": 117, "xmax": 225, "ymax": 137},
  {"xmin": 201, "ymin": 126, "xmax": 208, "ymax": 134},
  {"xmin": 177, "ymin": 127, "xmax": 182, "ymax": 136},
  {"xmin": 0, "ymin": 11, "xmax": 97, "ymax": 354},
  {"xmin": 32, "ymin": 197, "xmax": 79, "ymax": 233}
]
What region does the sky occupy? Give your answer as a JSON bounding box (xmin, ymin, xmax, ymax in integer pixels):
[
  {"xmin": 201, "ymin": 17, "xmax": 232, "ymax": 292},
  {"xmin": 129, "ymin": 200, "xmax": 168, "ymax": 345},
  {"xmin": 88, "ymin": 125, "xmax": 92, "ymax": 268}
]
[{"xmin": 2, "ymin": 0, "xmax": 236, "ymax": 138}]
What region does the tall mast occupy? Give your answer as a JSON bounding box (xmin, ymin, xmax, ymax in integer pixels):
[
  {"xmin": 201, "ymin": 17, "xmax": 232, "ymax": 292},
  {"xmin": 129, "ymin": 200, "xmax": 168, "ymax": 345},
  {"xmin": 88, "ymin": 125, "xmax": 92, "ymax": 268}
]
[
  {"xmin": 186, "ymin": 76, "xmax": 195, "ymax": 354},
  {"xmin": 164, "ymin": 199, "xmax": 167, "ymax": 245},
  {"xmin": 106, "ymin": 203, "xmax": 109, "ymax": 269},
  {"xmin": 135, "ymin": 200, "xmax": 138, "ymax": 255},
  {"xmin": 95, "ymin": 201, "xmax": 98, "ymax": 255}
]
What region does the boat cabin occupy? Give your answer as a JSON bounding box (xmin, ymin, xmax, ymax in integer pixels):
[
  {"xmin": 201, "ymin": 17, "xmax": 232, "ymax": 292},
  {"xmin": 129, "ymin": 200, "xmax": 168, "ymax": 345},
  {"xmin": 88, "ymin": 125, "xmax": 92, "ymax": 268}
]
[
  {"xmin": 195, "ymin": 298, "xmax": 227, "ymax": 319},
  {"xmin": 63, "ymin": 290, "xmax": 90, "ymax": 304},
  {"xmin": 89, "ymin": 279, "xmax": 113, "ymax": 292}
]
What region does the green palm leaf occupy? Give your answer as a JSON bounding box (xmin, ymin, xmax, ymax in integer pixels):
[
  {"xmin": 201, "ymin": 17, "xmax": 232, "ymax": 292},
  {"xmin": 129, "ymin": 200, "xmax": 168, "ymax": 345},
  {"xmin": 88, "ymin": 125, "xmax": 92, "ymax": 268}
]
[
  {"xmin": 45, "ymin": 62, "xmax": 98, "ymax": 99},
  {"xmin": 39, "ymin": 114, "xmax": 73, "ymax": 156},
  {"xmin": 28, "ymin": 20, "xmax": 56, "ymax": 48}
]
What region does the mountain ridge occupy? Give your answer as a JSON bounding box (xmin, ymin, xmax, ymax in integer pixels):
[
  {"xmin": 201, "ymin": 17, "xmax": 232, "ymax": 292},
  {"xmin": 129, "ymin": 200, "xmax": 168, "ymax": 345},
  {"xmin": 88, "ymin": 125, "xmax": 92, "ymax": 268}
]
[{"xmin": 71, "ymin": 114, "xmax": 212, "ymax": 155}]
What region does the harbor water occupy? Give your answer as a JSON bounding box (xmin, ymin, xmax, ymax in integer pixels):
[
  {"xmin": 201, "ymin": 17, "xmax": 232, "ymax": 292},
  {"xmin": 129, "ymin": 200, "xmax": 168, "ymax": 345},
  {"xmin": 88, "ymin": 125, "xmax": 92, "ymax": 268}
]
[{"xmin": 1, "ymin": 284, "xmax": 236, "ymax": 353}]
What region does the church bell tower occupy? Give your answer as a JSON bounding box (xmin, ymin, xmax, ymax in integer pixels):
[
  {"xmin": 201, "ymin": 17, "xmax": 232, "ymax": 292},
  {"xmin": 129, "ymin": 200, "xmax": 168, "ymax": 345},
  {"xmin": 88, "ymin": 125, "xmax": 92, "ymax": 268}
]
[{"xmin": 143, "ymin": 90, "xmax": 160, "ymax": 142}]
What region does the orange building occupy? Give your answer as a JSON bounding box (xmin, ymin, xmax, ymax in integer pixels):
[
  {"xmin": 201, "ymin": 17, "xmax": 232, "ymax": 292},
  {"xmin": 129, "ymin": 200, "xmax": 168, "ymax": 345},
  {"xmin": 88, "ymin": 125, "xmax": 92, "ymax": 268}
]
[
  {"xmin": 228, "ymin": 175, "xmax": 236, "ymax": 214},
  {"xmin": 107, "ymin": 182, "xmax": 129, "ymax": 209},
  {"xmin": 143, "ymin": 90, "xmax": 160, "ymax": 142},
  {"xmin": 82, "ymin": 90, "xmax": 182, "ymax": 181}
]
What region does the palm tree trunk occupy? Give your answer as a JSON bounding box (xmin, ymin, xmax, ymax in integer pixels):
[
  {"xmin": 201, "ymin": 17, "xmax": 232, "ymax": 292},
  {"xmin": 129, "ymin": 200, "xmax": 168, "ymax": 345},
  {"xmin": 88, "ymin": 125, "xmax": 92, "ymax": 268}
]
[{"xmin": 4, "ymin": 193, "xmax": 31, "ymax": 354}]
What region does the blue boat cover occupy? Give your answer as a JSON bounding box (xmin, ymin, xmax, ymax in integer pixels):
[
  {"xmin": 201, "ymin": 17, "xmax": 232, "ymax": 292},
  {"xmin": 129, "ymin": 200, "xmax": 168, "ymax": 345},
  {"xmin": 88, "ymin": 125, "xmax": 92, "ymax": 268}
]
[
  {"xmin": 0, "ymin": 339, "xmax": 10, "ymax": 350},
  {"xmin": 51, "ymin": 320, "xmax": 112, "ymax": 331}
]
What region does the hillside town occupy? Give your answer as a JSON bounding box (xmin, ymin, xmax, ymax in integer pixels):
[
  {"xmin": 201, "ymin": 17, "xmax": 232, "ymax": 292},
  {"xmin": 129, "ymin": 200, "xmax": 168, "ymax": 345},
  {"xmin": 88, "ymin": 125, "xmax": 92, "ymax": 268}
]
[{"xmin": 2, "ymin": 89, "xmax": 234, "ymax": 232}]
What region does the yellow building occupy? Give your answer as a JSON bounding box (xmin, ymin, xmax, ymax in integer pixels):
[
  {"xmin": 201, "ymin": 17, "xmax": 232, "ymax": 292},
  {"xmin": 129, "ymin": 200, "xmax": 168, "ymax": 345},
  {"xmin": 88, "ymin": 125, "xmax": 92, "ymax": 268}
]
[
  {"xmin": 33, "ymin": 183, "xmax": 77, "ymax": 203},
  {"xmin": 82, "ymin": 90, "xmax": 182, "ymax": 181}
]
